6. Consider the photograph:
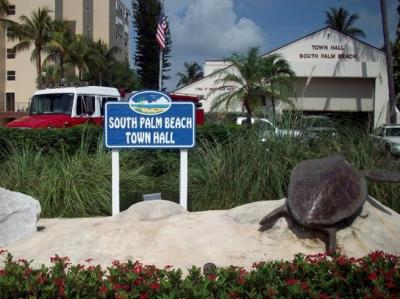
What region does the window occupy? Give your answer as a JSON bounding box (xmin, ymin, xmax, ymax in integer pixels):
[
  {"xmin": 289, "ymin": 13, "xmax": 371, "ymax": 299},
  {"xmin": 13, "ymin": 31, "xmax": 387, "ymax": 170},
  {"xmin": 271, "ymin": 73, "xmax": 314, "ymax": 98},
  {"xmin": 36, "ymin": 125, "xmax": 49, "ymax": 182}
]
[
  {"xmin": 76, "ymin": 95, "xmax": 95, "ymax": 116},
  {"xmin": 7, "ymin": 71, "xmax": 15, "ymax": 81},
  {"xmin": 29, "ymin": 93, "xmax": 74, "ymax": 115},
  {"xmin": 7, "ymin": 48, "xmax": 15, "ymax": 59},
  {"xmin": 101, "ymin": 97, "xmax": 118, "ymax": 116},
  {"xmin": 6, "ymin": 26, "xmax": 13, "ymax": 37},
  {"xmin": 7, "ymin": 5, "xmax": 15, "ymax": 15},
  {"xmin": 6, "ymin": 93, "xmax": 15, "ymax": 111}
]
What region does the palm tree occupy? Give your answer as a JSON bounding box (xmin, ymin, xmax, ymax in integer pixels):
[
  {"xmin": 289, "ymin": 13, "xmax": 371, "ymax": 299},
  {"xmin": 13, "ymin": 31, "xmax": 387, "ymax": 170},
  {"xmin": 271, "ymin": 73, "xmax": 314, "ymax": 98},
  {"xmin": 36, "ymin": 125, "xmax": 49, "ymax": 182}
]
[
  {"xmin": 86, "ymin": 40, "xmax": 120, "ymax": 85},
  {"xmin": 261, "ymin": 54, "xmax": 295, "ymax": 120},
  {"xmin": 325, "ymin": 7, "xmax": 366, "ymax": 38},
  {"xmin": 0, "ymin": 0, "xmax": 9, "ymax": 16},
  {"xmin": 4, "ymin": 7, "xmax": 53, "ymax": 86},
  {"xmin": 68, "ymin": 35, "xmax": 91, "ymax": 81},
  {"xmin": 43, "ymin": 20, "xmax": 74, "ymax": 81},
  {"xmin": 211, "ymin": 47, "xmax": 295, "ymax": 123},
  {"xmin": 380, "ymin": 0, "xmax": 397, "ymax": 123},
  {"xmin": 176, "ymin": 62, "xmax": 203, "ymax": 87}
]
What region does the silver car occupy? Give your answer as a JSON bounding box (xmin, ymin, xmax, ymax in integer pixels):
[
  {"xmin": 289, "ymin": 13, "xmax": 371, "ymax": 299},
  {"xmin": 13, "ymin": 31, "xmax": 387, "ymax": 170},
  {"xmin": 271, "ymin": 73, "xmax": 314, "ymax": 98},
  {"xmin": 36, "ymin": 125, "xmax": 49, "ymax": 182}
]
[
  {"xmin": 372, "ymin": 125, "xmax": 400, "ymax": 155},
  {"xmin": 236, "ymin": 117, "xmax": 302, "ymax": 140}
]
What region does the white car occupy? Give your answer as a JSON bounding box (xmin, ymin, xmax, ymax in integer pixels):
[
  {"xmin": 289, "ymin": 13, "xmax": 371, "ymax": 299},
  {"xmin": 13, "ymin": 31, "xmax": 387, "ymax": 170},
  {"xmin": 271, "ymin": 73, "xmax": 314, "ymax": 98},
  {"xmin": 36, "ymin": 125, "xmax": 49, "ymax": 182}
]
[
  {"xmin": 372, "ymin": 125, "xmax": 400, "ymax": 155},
  {"xmin": 236, "ymin": 117, "xmax": 302, "ymax": 140}
]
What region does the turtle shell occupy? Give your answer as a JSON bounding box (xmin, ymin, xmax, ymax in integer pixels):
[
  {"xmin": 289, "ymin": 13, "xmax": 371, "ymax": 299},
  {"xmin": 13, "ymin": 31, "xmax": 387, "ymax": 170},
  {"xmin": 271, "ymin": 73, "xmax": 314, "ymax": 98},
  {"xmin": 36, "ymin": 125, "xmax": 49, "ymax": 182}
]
[{"xmin": 287, "ymin": 155, "xmax": 367, "ymax": 227}]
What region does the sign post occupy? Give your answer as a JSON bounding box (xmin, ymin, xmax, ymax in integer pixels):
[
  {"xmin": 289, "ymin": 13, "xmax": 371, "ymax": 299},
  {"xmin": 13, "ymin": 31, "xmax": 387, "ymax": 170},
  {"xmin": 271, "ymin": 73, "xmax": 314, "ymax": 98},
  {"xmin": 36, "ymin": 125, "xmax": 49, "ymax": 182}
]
[
  {"xmin": 105, "ymin": 91, "xmax": 195, "ymax": 214},
  {"xmin": 111, "ymin": 149, "xmax": 120, "ymax": 216},
  {"xmin": 179, "ymin": 149, "xmax": 188, "ymax": 210}
]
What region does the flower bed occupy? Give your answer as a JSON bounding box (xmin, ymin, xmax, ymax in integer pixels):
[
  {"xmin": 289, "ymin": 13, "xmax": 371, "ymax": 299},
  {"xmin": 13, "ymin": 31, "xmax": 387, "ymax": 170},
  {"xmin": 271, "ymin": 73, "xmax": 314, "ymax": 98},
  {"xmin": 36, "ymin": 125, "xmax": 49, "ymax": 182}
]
[{"xmin": 0, "ymin": 249, "xmax": 399, "ymax": 298}]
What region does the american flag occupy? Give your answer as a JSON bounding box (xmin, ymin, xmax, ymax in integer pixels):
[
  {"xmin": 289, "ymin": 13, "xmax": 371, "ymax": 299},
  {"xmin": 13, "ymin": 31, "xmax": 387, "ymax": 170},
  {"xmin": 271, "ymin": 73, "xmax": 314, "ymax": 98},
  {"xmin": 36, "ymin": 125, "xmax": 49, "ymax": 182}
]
[{"xmin": 156, "ymin": 15, "xmax": 167, "ymax": 50}]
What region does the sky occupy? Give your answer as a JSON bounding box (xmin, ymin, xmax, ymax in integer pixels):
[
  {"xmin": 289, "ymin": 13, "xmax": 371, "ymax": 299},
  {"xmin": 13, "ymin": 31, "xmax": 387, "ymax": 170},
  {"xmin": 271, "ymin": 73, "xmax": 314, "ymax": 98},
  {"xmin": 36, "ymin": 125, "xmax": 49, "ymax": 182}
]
[{"xmin": 122, "ymin": 0, "xmax": 399, "ymax": 91}]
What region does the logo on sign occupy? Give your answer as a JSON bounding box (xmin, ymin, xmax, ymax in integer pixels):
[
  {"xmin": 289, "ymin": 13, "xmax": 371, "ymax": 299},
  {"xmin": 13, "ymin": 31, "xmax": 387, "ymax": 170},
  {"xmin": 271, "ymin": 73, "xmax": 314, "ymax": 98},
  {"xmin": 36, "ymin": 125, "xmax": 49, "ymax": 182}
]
[{"xmin": 128, "ymin": 90, "xmax": 171, "ymax": 115}]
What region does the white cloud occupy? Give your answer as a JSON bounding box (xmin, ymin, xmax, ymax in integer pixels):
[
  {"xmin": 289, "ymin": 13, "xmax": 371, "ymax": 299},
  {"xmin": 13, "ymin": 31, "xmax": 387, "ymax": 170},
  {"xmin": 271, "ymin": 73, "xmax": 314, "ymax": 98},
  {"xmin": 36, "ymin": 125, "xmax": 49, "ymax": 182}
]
[
  {"xmin": 168, "ymin": 0, "xmax": 265, "ymax": 57},
  {"xmin": 164, "ymin": 0, "xmax": 266, "ymax": 90}
]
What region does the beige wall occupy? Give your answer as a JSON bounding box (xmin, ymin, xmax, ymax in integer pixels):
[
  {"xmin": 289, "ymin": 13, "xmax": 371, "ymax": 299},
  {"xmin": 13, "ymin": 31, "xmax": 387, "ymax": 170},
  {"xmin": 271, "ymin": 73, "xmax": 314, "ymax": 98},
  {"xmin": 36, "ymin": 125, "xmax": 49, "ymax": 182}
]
[
  {"xmin": 4, "ymin": 0, "xmax": 56, "ymax": 111},
  {"xmin": 93, "ymin": 0, "xmax": 109, "ymax": 43},
  {"xmin": 63, "ymin": 0, "xmax": 84, "ymax": 35}
]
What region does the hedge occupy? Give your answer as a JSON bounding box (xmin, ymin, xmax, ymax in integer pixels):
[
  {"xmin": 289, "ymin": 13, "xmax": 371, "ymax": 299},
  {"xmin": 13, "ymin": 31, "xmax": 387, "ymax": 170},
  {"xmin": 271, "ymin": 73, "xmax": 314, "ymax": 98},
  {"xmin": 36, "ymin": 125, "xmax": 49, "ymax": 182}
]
[{"xmin": 0, "ymin": 249, "xmax": 399, "ymax": 298}]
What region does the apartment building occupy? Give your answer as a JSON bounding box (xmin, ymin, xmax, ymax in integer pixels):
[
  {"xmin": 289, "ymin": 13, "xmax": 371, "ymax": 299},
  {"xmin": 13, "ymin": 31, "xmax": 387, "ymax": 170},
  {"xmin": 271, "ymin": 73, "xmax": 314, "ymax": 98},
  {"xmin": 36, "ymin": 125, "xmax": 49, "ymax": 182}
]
[{"xmin": 0, "ymin": 0, "xmax": 130, "ymax": 112}]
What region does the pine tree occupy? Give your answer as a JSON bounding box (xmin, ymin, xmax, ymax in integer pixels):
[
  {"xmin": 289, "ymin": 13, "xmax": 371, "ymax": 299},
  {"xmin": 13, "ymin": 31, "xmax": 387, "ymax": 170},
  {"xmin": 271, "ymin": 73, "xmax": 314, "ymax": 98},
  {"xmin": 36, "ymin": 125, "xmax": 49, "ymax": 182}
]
[
  {"xmin": 132, "ymin": 0, "xmax": 171, "ymax": 90},
  {"xmin": 393, "ymin": 0, "xmax": 400, "ymax": 103}
]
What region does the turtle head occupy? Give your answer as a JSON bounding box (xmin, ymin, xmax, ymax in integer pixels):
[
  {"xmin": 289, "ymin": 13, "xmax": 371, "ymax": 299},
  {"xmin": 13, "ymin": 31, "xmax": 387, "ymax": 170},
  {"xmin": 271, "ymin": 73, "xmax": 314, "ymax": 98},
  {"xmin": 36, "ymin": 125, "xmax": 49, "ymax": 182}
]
[{"xmin": 361, "ymin": 169, "xmax": 400, "ymax": 182}]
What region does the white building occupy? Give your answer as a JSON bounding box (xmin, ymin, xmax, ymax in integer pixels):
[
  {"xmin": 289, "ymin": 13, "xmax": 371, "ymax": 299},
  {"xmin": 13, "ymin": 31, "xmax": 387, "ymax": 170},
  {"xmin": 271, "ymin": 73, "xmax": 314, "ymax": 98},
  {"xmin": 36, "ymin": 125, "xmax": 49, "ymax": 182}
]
[{"xmin": 174, "ymin": 27, "xmax": 398, "ymax": 128}]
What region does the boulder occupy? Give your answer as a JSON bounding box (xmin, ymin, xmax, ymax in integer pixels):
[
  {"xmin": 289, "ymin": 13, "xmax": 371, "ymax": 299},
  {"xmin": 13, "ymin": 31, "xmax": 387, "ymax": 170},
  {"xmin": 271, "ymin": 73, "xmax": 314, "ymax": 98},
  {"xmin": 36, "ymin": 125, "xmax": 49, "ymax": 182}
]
[
  {"xmin": 3, "ymin": 198, "xmax": 400, "ymax": 271},
  {"xmin": 113, "ymin": 199, "xmax": 187, "ymax": 222},
  {"xmin": 0, "ymin": 188, "xmax": 41, "ymax": 246}
]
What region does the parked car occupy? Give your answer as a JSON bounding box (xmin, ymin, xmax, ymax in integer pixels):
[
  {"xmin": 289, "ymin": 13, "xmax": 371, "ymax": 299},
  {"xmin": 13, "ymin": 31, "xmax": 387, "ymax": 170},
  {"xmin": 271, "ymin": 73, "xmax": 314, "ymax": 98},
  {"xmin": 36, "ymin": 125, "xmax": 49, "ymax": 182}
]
[
  {"xmin": 371, "ymin": 124, "xmax": 400, "ymax": 155},
  {"xmin": 300, "ymin": 115, "xmax": 337, "ymax": 140},
  {"xmin": 236, "ymin": 117, "xmax": 302, "ymax": 140}
]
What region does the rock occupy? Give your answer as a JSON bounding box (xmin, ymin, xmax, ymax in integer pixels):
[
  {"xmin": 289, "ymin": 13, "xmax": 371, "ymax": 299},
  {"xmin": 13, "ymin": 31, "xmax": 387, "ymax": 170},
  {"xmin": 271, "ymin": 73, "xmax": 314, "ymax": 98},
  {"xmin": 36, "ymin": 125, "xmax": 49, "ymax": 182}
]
[
  {"xmin": 0, "ymin": 188, "xmax": 41, "ymax": 246},
  {"xmin": 114, "ymin": 200, "xmax": 187, "ymax": 222},
  {"xmin": 2, "ymin": 198, "xmax": 400, "ymax": 271}
]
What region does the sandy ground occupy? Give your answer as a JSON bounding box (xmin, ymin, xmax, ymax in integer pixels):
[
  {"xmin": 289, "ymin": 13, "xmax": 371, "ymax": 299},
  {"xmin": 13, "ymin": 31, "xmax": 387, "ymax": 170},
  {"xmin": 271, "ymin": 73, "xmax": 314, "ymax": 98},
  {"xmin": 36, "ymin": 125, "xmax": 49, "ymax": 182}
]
[{"xmin": 2, "ymin": 198, "xmax": 400, "ymax": 271}]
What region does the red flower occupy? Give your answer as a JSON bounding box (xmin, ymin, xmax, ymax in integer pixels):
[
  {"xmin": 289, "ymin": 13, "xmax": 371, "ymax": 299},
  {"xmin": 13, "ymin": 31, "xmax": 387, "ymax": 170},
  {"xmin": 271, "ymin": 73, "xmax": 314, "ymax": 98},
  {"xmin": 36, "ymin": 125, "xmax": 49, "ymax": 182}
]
[
  {"xmin": 320, "ymin": 293, "xmax": 329, "ymax": 299},
  {"xmin": 139, "ymin": 294, "xmax": 149, "ymax": 299},
  {"xmin": 24, "ymin": 268, "xmax": 32, "ymax": 277},
  {"xmin": 0, "ymin": 269, "xmax": 6, "ymax": 276},
  {"xmin": 99, "ymin": 284, "xmax": 108, "ymax": 295},
  {"xmin": 301, "ymin": 281, "xmax": 309, "ymax": 290},
  {"xmin": 134, "ymin": 277, "xmax": 145, "ymax": 286},
  {"xmin": 207, "ymin": 274, "xmax": 217, "ymax": 281},
  {"xmin": 112, "ymin": 260, "xmax": 120, "ymax": 267},
  {"xmin": 386, "ymin": 281, "xmax": 395, "ymax": 289},
  {"xmin": 368, "ymin": 272, "xmax": 378, "ymax": 281},
  {"xmin": 286, "ymin": 278, "xmax": 299, "ymax": 286},
  {"xmin": 229, "ymin": 291, "xmax": 239, "ymax": 298},
  {"xmin": 36, "ymin": 273, "xmax": 47, "ymax": 284},
  {"xmin": 337, "ymin": 255, "xmax": 347, "ymax": 266},
  {"xmin": 0, "ymin": 248, "xmax": 7, "ymax": 255},
  {"xmin": 85, "ymin": 258, "xmax": 93, "ymax": 263},
  {"xmin": 113, "ymin": 283, "xmax": 123, "ymax": 291},
  {"xmin": 150, "ymin": 282, "xmax": 160, "ymax": 291},
  {"xmin": 164, "ymin": 264, "xmax": 173, "ymax": 270}
]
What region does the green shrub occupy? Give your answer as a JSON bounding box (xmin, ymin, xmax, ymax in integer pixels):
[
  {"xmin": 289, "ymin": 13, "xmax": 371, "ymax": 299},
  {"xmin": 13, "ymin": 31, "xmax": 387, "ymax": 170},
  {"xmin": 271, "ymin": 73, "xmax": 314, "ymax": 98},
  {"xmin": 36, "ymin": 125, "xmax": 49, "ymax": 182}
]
[
  {"xmin": 1, "ymin": 249, "xmax": 399, "ymax": 298},
  {"xmin": 0, "ymin": 125, "xmax": 102, "ymax": 157}
]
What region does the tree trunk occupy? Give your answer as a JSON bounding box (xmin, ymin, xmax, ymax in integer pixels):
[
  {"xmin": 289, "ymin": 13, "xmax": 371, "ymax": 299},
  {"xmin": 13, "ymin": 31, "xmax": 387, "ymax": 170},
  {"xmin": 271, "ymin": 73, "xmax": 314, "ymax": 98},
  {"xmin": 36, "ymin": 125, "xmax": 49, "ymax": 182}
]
[
  {"xmin": 381, "ymin": 0, "xmax": 397, "ymax": 124},
  {"xmin": 244, "ymin": 97, "xmax": 252, "ymax": 125},
  {"xmin": 37, "ymin": 50, "xmax": 42, "ymax": 88},
  {"xmin": 60, "ymin": 55, "xmax": 64, "ymax": 81},
  {"xmin": 272, "ymin": 98, "xmax": 276, "ymax": 122},
  {"xmin": 271, "ymin": 83, "xmax": 276, "ymax": 122}
]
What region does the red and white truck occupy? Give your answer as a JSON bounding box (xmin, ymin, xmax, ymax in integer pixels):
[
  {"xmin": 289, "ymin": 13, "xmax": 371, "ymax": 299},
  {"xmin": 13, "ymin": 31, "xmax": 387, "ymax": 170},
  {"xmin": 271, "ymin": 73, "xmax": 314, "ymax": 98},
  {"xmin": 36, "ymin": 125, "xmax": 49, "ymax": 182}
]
[{"xmin": 5, "ymin": 87, "xmax": 205, "ymax": 128}]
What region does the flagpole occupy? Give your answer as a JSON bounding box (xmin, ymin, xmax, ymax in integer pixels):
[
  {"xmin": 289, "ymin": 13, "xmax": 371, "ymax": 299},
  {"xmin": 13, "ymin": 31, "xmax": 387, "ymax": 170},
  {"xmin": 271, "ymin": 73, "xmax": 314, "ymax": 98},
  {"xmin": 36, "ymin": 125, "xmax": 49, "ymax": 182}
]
[
  {"xmin": 158, "ymin": 0, "xmax": 164, "ymax": 91},
  {"xmin": 159, "ymin": 50, "xmax": 162, "ymax": 91}
]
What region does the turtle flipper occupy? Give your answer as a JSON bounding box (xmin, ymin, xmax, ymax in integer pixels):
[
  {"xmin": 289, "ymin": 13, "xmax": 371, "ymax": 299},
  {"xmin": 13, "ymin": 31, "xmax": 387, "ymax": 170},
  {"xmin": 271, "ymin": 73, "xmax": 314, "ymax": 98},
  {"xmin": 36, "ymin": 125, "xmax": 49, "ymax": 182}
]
[
  {"xmin": 362, "ymin": 169, "xmax": 400, "ymax": 182},
  {"xmin": 319, "ymin": 227, "xmax": 337, "ymax": 253},
  {"xmin": 259, "ymin": 204, "xmax": 289, "ymax": 232}
]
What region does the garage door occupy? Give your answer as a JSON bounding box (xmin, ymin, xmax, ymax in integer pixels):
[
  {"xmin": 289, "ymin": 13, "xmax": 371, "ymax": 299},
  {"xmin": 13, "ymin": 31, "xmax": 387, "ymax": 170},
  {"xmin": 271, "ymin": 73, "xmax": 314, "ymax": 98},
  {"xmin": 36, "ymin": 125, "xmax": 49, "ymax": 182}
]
[{"xmin": 293, "ymin": 77, "xmax": 375, "ymax": 112}]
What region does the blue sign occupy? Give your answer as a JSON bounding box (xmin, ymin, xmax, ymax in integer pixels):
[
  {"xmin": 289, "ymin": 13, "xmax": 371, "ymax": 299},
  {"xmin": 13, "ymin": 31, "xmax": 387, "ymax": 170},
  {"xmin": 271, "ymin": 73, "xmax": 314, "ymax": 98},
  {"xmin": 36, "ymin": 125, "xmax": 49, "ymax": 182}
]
[{"xmin": 105, "ymin": 91, "xmax": 195, "ymax": 149}]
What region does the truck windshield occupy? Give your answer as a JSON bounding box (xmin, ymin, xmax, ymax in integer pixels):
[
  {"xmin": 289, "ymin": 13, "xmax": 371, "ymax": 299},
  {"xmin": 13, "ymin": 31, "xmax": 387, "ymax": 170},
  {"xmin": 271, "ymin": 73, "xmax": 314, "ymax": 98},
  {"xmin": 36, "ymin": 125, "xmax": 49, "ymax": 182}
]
[{"xmin": 29, "ymin": 93, "xmax": 74, "ymax": 115}]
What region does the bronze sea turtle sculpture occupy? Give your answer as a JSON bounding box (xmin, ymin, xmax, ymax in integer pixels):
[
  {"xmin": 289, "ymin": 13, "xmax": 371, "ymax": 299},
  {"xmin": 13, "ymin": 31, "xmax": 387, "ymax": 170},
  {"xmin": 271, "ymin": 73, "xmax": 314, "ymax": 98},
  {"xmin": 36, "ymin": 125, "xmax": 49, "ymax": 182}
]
[{"xmin": 259, "ymin": 154, "xmax": 400, "ymax": 252}]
